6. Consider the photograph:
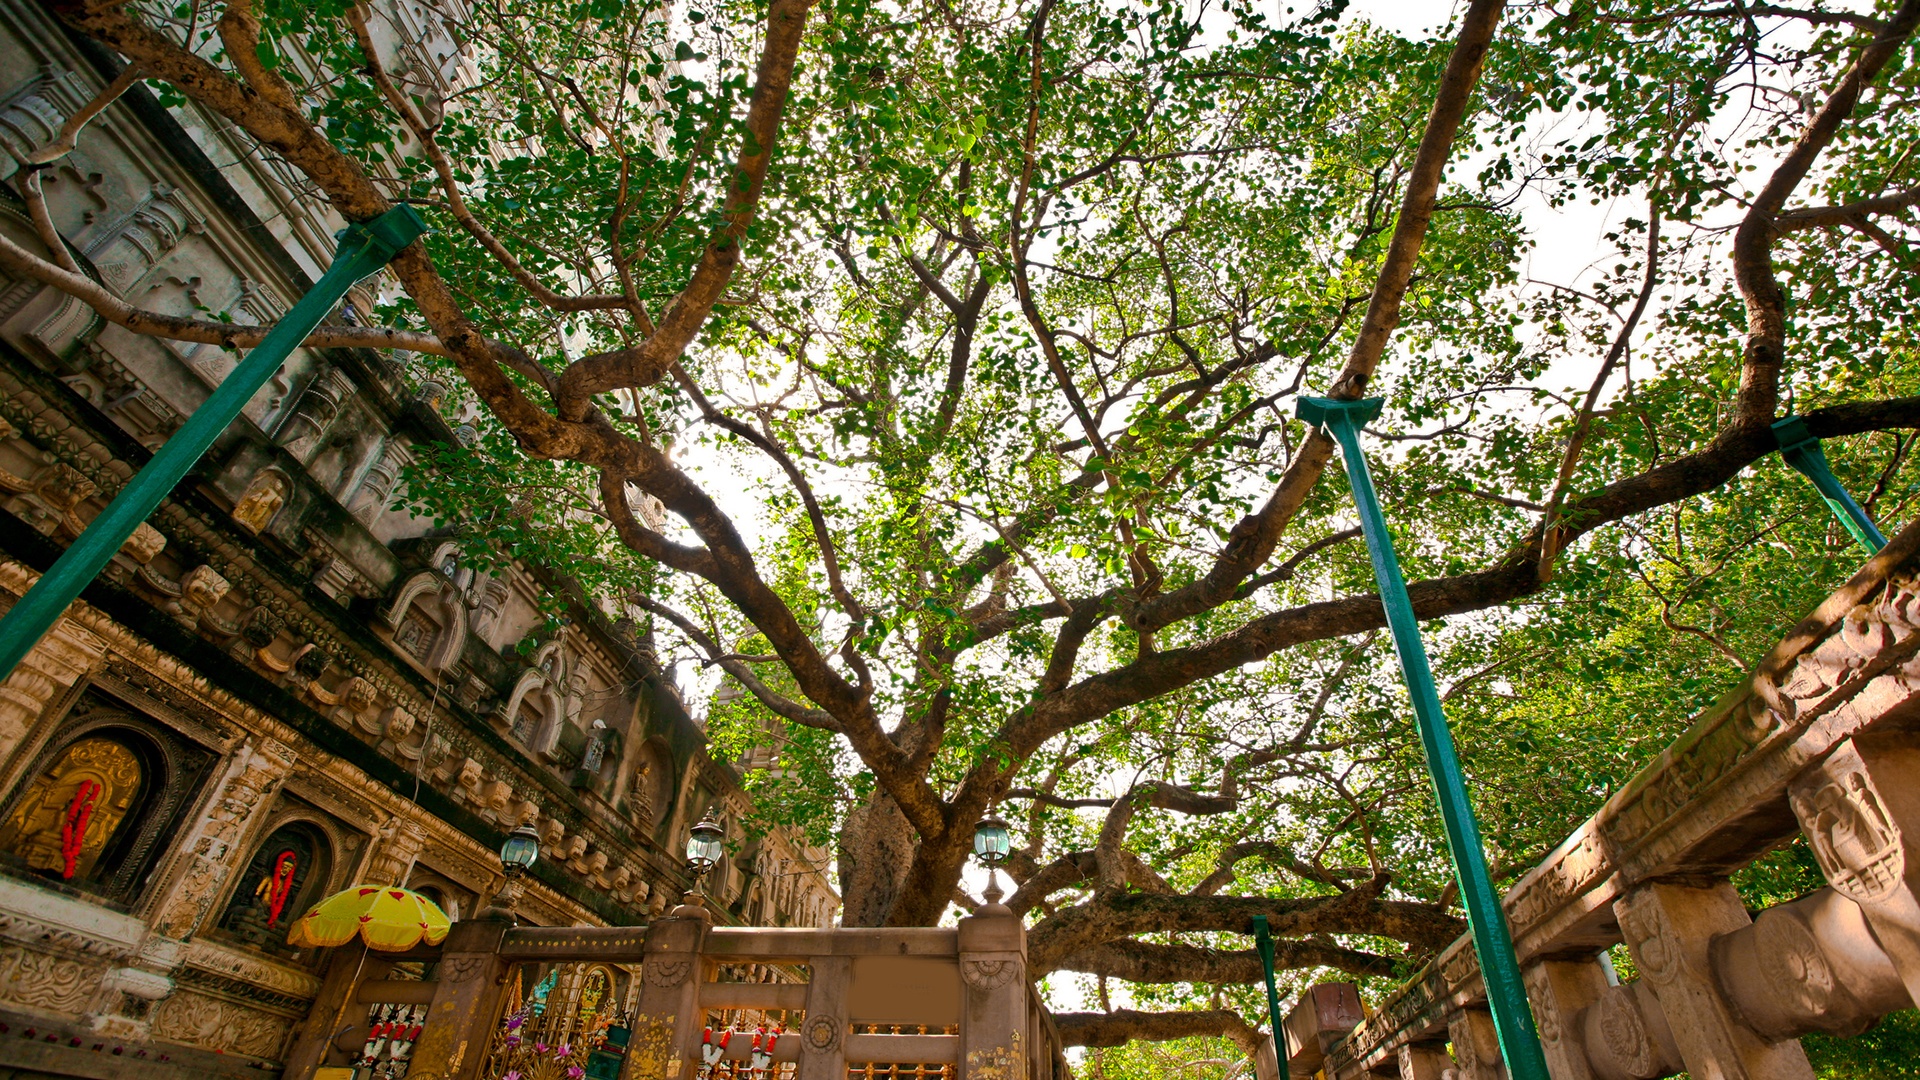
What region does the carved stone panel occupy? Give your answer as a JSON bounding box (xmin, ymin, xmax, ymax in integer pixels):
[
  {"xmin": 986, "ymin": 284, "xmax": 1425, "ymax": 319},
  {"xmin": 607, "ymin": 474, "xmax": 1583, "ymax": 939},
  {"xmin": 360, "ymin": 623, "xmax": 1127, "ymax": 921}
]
[
  {"xmin": 150, "ymin": 986, "xmax": 293, "ymax": 1060},
  {"xmin": 0, "ymin": 942, "xmax": 105, "ymax": 1018},
  {"xmin": 151, "ymin": 738, "xmax": 295, "ymax": 939},
  {"xmin": 1789, "ymin": 734, "xmax": 1920, "ymax": 1009}
]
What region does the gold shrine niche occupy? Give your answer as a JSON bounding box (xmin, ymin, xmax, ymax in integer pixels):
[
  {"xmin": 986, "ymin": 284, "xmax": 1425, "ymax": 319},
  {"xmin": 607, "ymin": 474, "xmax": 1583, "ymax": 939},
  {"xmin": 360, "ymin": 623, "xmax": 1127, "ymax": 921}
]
[{"xmin": 0, "ymin": 735, "xmax": 143, "ymax": 885}]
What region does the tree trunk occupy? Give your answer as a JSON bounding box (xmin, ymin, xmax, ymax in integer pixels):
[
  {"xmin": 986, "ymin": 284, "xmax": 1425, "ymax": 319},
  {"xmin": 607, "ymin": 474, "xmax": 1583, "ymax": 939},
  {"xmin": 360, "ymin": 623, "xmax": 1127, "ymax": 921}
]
[{"xmin": 837, "ymin": 789, "xmax": 918, "ymax": 926}]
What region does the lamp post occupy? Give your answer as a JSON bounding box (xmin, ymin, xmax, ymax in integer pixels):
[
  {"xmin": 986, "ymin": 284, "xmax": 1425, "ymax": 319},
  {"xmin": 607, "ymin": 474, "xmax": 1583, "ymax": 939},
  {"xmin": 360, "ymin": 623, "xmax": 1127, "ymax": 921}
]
[
  {"xmin": 973, "ymin": 813, "xmax": 1012, "ymax": 910},
  {"xmin": 681, "ymin": 811, "xmax": 725, "ymax": 912},
  {"xmin": 482, "ymin": 822, "xmax": 540, "ymax": 921}
]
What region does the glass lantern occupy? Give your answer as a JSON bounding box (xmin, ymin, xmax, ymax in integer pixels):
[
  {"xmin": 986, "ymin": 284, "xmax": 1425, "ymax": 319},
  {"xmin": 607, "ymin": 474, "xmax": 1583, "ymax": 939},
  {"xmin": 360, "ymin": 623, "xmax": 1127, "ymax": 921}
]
[
  {"xmin": 686, "ymin": 812, "xmax": 725, "ymax": 874},
  {"xmin": 499, "ymin": 823, "xmax": 540, "ymax": 878},
  {"xmin": 972, "ymin": 814, "xmax": 1012, "ymax": 868}
]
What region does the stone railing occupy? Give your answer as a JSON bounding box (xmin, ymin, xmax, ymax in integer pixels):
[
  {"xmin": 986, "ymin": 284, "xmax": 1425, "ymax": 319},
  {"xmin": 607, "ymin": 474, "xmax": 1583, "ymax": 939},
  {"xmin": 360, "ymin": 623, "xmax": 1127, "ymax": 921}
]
[
  {"xmin": 1283, "ymin": 521, "xmax": 1920, "ymax": 1078},
  {"xmin": 285, "ymin": 897, "xmax": 1062, "ymax": 1080}
]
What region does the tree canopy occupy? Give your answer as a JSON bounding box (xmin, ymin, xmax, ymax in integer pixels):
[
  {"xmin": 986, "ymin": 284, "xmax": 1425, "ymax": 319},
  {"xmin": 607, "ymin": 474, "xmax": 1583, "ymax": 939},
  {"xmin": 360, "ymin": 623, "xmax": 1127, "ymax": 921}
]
[{"xmin": 20, "ymin": 0, "xmax": 1920, "ymax": 1068}]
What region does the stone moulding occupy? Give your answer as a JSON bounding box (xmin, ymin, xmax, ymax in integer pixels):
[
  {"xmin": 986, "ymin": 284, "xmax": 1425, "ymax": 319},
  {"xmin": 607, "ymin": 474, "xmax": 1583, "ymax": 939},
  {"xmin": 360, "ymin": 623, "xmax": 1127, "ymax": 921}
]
[
  {"xmin": 0, "ymin": 874, "xmax": 145, "ymax": 962},
  {"xmin": 1326, "ymin": 521, "xmax": 1920, "ymax": 1073}
]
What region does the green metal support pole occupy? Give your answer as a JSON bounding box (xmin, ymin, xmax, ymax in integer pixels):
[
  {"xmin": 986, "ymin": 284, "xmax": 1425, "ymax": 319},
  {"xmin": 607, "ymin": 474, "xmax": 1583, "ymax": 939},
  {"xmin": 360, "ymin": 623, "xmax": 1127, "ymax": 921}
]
[
  {"xmin": 0, "ymin": 205, "xmax": 427, "ymax": 683},
  {"xmin": 1250, "ymin": 915, "xmax": 1291, "ymax": 1080},
  {"xmin": 1771, "ymin": 415, "xmax": 1886, "ymax": 554},
  {"xmin": 1296, "ymin": 395, "xmax": 1549, "ymax": 1080}
]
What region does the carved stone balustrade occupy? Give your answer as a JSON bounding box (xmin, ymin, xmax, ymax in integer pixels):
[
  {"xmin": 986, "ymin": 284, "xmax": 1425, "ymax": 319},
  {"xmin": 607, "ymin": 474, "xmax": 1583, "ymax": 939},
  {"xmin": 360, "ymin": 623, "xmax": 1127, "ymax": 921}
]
[
  {"xmin": 1313, "ymin": 520, "xmax": 1920, "ymax": 1079},
  {"xmin": 302, "ymin": 906, "xmax": 1066, "ymax": 1080}
]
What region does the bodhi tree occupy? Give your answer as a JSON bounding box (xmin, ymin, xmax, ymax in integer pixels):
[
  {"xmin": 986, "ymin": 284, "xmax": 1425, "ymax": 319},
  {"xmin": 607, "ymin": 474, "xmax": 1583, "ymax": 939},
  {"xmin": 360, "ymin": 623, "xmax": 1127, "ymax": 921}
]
[{"xmin": 17, "ymin": 0, "xmax": 1920, "ymax": 1063}]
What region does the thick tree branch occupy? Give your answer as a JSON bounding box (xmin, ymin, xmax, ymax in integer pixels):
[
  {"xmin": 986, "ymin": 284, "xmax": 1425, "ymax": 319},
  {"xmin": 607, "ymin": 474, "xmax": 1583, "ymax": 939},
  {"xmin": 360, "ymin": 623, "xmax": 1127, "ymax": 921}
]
[
  {"xmin": 1730, "ymin": 0, "xmax": 1920, "ymax": 423},
  {"xmin": 0, "ymin": 226, "xmax": 448, "ymax": 355},
  {"xmin": 1026, "ymin": 886, "xmax": 1461, "ymax": 974},
  {"xmin": 553, "ymin": 0, "xmax": 818, "ymax": 417},
  {"xmin": 1054, "ymin": 1008, "xmax": 1269, "ymax": 1065},
  {"xmin": 1002, "ymin": 396, "xmax": 1920, "ymax": 766},
  {"xmin": 1049, "ymin": 938, "xmax": 1394, "ymax": 983},
  {"xmin": 1130, "ymin": 0, "xmax": 1508, "ymax": 635},
  {"xmin": 1776, "ymin": 185, "xmax": 1920, "ymax": 233}
]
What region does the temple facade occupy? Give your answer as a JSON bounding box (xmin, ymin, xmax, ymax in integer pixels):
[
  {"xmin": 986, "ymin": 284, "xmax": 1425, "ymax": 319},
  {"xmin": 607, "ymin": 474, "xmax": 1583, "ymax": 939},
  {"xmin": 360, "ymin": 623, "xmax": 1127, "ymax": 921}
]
[{"xmin": 0, "ymin": 1, "xmax": 836, "ymax": 1076}]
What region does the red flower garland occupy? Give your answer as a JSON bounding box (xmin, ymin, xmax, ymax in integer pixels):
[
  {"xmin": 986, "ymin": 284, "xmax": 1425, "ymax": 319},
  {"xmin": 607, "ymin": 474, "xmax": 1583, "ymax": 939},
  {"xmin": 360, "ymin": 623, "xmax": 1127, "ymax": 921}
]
[
  {"xmin": 263, "ymin": 850, "xmax": 298, "ymax": 926},
  {"xmin": 59, "ymin": 780, "xmax": 99, "ymax": 880}
]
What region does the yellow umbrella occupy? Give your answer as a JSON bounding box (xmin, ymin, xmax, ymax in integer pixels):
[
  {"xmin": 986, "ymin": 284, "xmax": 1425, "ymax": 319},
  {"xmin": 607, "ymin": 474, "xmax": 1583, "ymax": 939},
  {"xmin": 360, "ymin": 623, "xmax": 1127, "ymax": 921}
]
[{"xmin": 287, "ymin": 885, "xmax": 452, "ymax": 952}]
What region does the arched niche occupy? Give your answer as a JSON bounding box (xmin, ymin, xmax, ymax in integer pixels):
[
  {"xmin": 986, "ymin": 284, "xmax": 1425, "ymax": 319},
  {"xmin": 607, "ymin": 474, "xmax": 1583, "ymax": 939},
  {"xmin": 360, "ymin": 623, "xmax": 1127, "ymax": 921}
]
[
  {"xmin": 215, "ymin": 818, "xmax": 336, "ymax": 960},
  {"xmin": 382, "ymin": 569, "xmax": 468, "ymax": 672},
  {"xmin": 529, "ymin": 639, "xmax": 570, "ymax": 683},
  {"xmin": 621, "ymin": 738, "xmax": 673, "ymax": 833},
  {"xmin": 400, "ymin": 858, "xmax": 476, "ymax": 925},
  {"xmin": 503, "ymin": 668, "xmax": 565, "ymax": 756},
  {"xmin": 426, "ymin": 541, "xmax": 461, "ymax": 578},
  {"xmin": 0, "ymin": 708, "xmax": 215, "ymax": 906}
]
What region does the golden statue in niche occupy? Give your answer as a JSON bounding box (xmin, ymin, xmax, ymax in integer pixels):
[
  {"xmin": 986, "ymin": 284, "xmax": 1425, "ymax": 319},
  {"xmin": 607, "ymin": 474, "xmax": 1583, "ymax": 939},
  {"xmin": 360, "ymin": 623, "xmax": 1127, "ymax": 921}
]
[
  {"xmin": 0, "ymin": 738, "xmax": 143, "ymax": 882},
  {"xmin": 230, "ymin": 471, "xmax": 288, "ymax": 535}
]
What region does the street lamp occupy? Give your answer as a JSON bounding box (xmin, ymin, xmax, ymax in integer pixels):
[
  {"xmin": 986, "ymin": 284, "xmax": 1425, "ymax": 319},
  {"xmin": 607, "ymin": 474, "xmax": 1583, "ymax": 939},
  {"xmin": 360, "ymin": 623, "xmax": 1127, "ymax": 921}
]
[
  {"xmin": 973, "ymin": 813, "xmax": 1012, "ymax": 908},
  {"xmin": 501, "ymin": 822, "xmax": 540, "ymax": 876},
  {"xmin": 483, "ymin": 822, "xmax": 541, "ymax": 920},
  {"xmin": 685, "ymin": 811, "xmax": 725, "ymax": 892}
]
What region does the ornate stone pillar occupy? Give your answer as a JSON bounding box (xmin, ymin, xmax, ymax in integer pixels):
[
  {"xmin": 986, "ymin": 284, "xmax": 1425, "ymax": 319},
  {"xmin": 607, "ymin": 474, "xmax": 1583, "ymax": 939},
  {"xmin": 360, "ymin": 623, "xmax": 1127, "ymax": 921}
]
[
  {"xmin": 348, "ymin": 440, "xmax": 412, "ymax": 524},
  {"xmin": 957, "ymin": 904, "xmax": 1029, "ymax": 1080},
  {"xmin": 404, "ymin": 919, "xmax": 514, "ymax": 1080},
  {"xmin": 362, "ymin": 818, "xmax": 428, "ymax": 887},
  {"xmin": 1521, "ymin": 957, "xmax": 1611, "ymax": 1080},
  {"xmin": 276, "ymin": 366, "xmax": 354, "ymax": 463},
  {"xmin": 0, "ymin": 612, "xmax": 104, "ymax": 764},
  {"xmin": 1399, "ymin": 1041, "xmax": 1453, "ymax": 1079},
  {"xmin": 86, "ymin": 739, "xmax": 294, "ymax": 1038},
  {"xmin": 146, "ymin": 737, "xmax": 296, "ymax": 940},
  {"xmin": 797, "ymin": 952, "xmax": 850, "ymax": 1080},
  {"xmin": 1615, "ymin": 880, "xmax": 1814, "ymax": 1079},
  {"xmin": 1445, "ymin": 1007, "xmax": 1505, "ymax": 1080},
  {"xmin": 1789, "ymin": 732, "xmax": 1920, "ymax": 1007},
  {"xmin": 630, "ymin": 908, "xmax": 710, "ymax": 1079}
]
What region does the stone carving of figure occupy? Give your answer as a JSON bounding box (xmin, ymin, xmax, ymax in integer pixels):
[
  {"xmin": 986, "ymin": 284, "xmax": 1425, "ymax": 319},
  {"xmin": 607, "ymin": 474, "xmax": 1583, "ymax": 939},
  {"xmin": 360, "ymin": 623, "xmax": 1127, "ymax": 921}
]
[
  {"xmin": 631, "ymin": 759, "xmax": 654, "ymax": 826},
  {"xmin": 1793, "ymin": 765, "xmax": 1903, "ymax": 905},
  {"xmin": 230, "ymin": 471, "xmax": 288, "ymax": 534}
]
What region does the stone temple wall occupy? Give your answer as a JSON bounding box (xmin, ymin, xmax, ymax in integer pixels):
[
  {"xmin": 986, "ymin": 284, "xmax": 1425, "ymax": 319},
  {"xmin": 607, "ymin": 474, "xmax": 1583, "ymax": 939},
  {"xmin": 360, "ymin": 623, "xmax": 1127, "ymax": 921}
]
[{"xmin": 0, "ymin": 2, "xmax": 836, "ymax": 1076}]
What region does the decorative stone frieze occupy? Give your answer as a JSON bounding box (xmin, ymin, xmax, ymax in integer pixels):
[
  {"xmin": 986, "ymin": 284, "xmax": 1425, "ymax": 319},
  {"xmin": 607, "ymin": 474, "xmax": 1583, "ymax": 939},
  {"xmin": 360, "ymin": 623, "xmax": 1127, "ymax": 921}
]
[
  {"xmin": 0, "ymin": 568, "xmax": 105, "ymax": 763},
  {"xmin": 149, "ymin": 987, "xmax": 294, "ymax": 1061}
]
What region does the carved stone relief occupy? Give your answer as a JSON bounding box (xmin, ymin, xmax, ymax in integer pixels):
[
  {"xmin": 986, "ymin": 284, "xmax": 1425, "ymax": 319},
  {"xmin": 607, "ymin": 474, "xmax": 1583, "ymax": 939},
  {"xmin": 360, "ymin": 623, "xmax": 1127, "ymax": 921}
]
[
  {"xmin": 1790, "ymin": 757, "xmax": 1902, "ymax": 906},
  {"xmin": 231, "ymin": 470, "xmax": 290, "ymax": 535},
  {"xmin": 151, "ymin": 738, "xmax": 295, "ymax": 940},
  {"xmin": 0, "ymin": 943, "xmax": 105, "ymax": 1017},
  {"xmin": 960, "ymin": 957, "xmax": 1022, "ymax": 991},
  {"xmin": 150, "ymin": 987, "xmax": 293, "ymax": 1060}
]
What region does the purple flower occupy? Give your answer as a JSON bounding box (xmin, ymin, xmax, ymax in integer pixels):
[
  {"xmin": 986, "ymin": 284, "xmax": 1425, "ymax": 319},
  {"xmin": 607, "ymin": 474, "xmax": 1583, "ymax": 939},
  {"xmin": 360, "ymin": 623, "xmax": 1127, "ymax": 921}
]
[
  {"xmin": 506, "ymin": 1013, "xmax": 525, "ymax": 1031},
  {"xmin": 503, "ymin": 1072, "xmax": 522, "ymax": 1080},
  {"xmin": 505, "ymin": 1034, "xmax": 521, "ymax": 1048},
  {"xmin": 567, "ymin": 1067, "xmax": 584, "ymax": 1079},
  {"xmin": 534, "ymin": 1043, "xmax": 547, "ymax": 1055},
  {"xmin": 555, "ymin": 1043, "xmax": 571, "ymax": 1059}
]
